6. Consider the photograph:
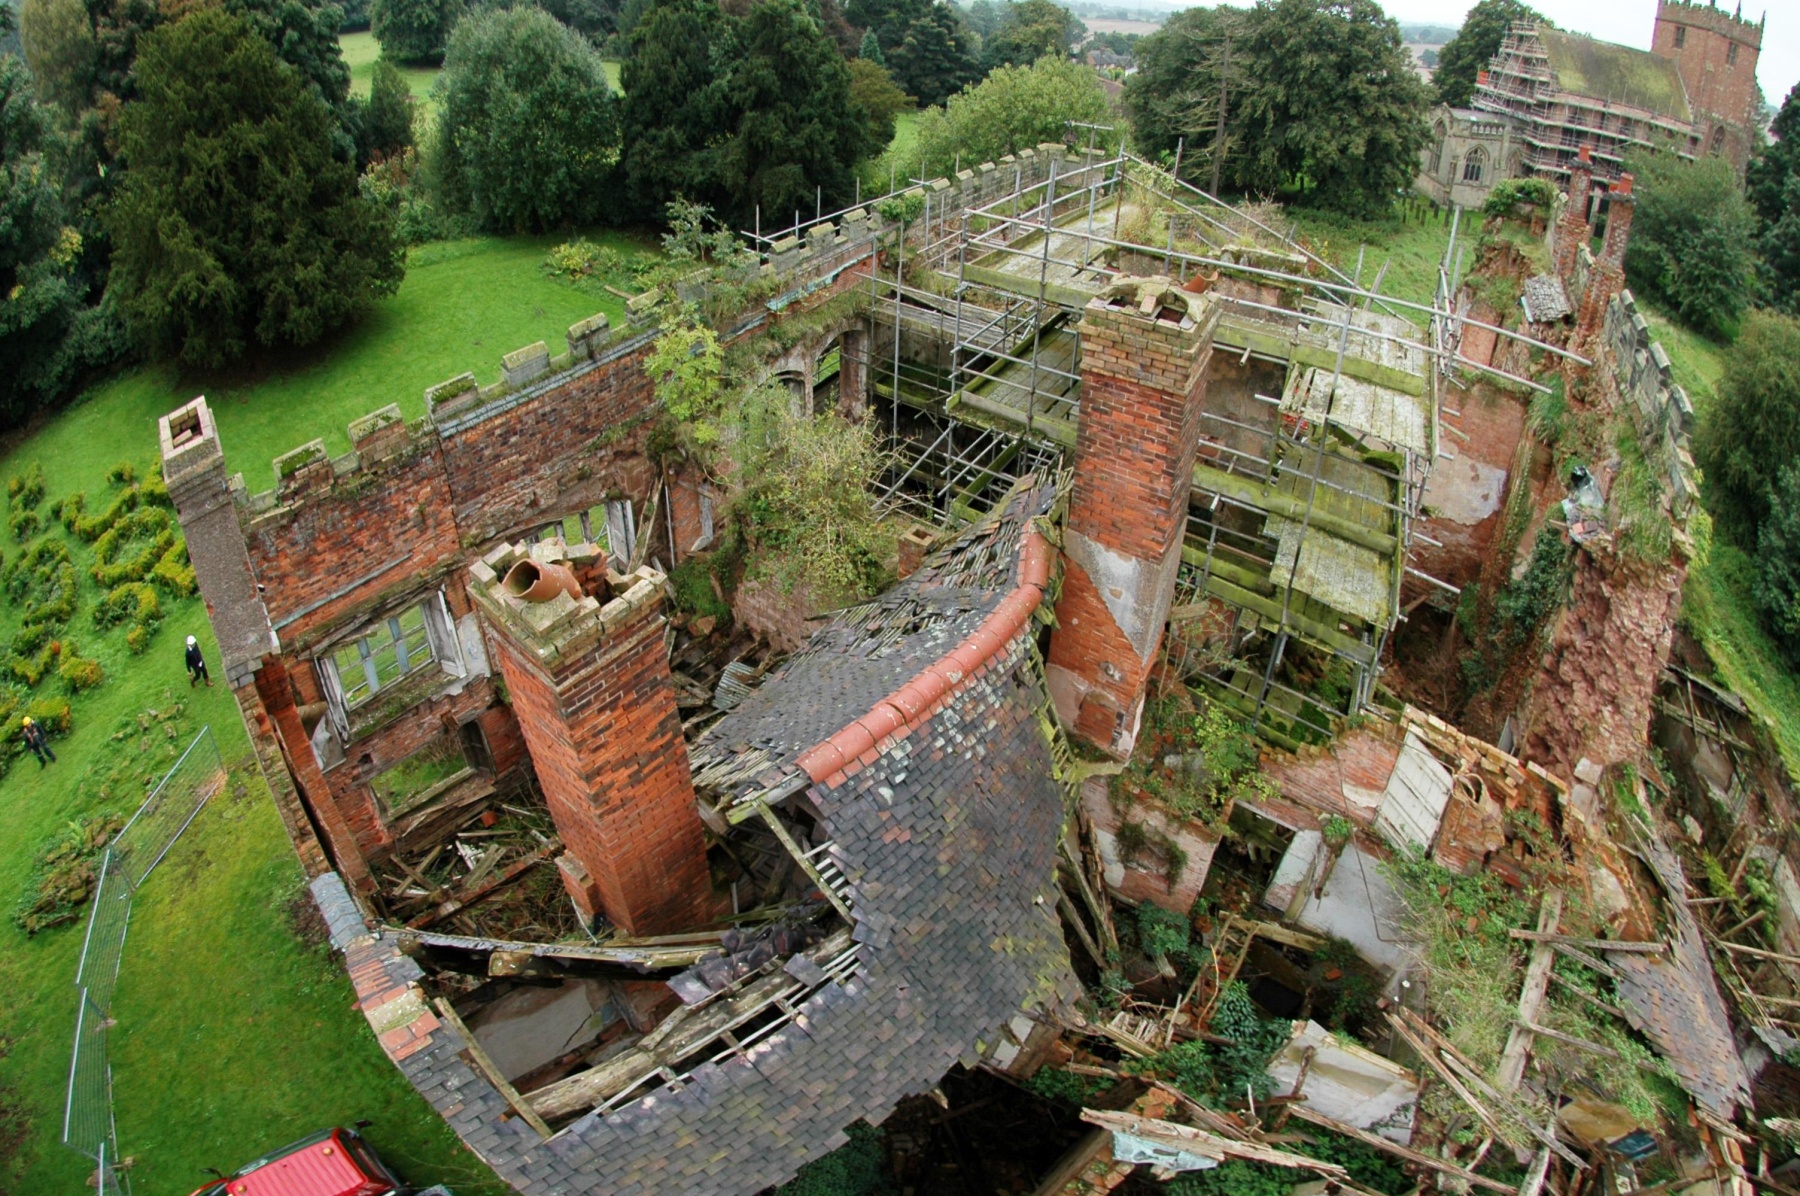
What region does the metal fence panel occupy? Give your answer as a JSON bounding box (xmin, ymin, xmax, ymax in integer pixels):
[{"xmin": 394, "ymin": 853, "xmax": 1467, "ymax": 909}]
[{"xmin": 63, "ymin": 726, "xmax": 224, "ymax": 1191}]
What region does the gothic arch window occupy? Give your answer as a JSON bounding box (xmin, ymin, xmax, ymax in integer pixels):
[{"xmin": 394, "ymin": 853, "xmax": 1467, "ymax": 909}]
[
  {"xmin": 1462, "ymin": 147, "xmax": 1487, "ymax": 183},
  {"xmin": 1710, "ymin": 126, "xmax": 1727, "ymax": 156},
  {"xmin": 1727, "ymin": 41, "xmax": 1738, "ymax": 65},
  {"xmin": 1428, "ymin": 126, "xmax": 1444, "ymax": 175},
  {"xmin": 1673, "ymin": 25, "xmax": 1686, "ymax": 48}
]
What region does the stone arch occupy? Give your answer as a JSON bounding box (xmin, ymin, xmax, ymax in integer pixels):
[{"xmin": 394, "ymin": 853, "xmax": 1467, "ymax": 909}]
[{"xmin": 1462, "ymin": 146, "xmax": 1488, "ymax": 184}]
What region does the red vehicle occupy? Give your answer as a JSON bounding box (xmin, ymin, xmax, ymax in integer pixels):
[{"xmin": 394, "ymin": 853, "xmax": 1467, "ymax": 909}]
[{"xmin": 186, "ymin": 1127, "xmax": 439, "ymax": 1196}]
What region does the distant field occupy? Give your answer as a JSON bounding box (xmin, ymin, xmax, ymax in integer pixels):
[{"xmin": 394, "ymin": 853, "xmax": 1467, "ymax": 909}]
[
  {"xmin": 340, "ymin": 31, "xmax": 441, "ymax": 105},
  {"xmin": 603, "ymin": 59, "xmax": 622, "ymax": 92},
  {"xmin": 1083, "ymin": 16, "xmax": 1162, "ymax": 33}
]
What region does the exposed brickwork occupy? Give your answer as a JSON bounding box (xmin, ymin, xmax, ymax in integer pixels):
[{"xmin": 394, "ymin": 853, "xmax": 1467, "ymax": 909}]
[
  {"xmin": 732, "ymin": 575, "xmax": 831, "ymax": 654},
  {"xmin": 1553, "ymin": 146, "xmax": 1594, "ymax": 279},
  {"xmin": 1652, "ymin": 0, "xmax": 1763, "ymax": 167},
  {"xmin": 1259, "ymin": 722, "xmax": 1404, "ymax": 818},
  {"xmin": 1576, "ymin": 177, "xmax": 1634, "ymax": 348},
  {"xmin": 1049, "ymin": 280, "xmax": 1219, "ymax": 757},
  {"xmin": 473, "ymin": 552, "xmax": 710, "ymax": 935},
  {"xmin": 253, "ymin": 656, "xmax": 375, "ymax": 890}
]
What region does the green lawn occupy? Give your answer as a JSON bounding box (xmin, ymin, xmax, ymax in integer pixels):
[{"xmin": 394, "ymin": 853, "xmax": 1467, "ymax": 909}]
[
  {"xmin": 78, "ymin": 233, "xmax": 654, "ymax": 493},
  {"xmin": 340, "ymin": 31, "xmax": 440, "ymax": 105},
  {"xmin": 1285, "ymin": 203, "xmax": 1456, "ymax": 322},
  {"xmin": 0, "ymin": 230, "xmax": 659, "ymax": 1192},
  {"xmin": 602, "ymin": 59, "xmax": 622, "ymax": 92}
]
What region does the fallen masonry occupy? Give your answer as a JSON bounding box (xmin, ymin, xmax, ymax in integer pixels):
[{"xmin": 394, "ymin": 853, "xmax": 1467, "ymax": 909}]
[{"xmin": 162, "ymin": 147, "xmax": 1800, "ymax": 1196}]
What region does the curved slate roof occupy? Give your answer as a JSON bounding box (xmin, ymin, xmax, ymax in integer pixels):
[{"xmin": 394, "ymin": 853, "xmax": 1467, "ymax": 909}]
[{"xmin": 326, "ymin": 486, "xmax": 1077, "ymax": 1195}]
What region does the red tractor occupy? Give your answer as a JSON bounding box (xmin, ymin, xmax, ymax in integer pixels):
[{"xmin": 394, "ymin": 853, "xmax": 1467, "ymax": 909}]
[{"xmin": 186, "ymin": 1127, "xmax": 446, "ymax": 1196}]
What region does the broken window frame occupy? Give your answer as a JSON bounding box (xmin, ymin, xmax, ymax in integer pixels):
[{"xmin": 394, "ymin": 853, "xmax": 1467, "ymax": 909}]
[{"xmin": 313, "ymin": 589, "xmax": 468, "ymax": 753}]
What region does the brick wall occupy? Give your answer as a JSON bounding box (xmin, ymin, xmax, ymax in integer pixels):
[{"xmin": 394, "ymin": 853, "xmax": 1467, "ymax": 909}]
[
  {"xmin": 1048, "ymin": 280, "xmax": 1219, "ymax": 757},
  {"xmin": 474, "ymin": 555, "xmax": 710, "ymax": 935},
  {"xmin": 1653, "ymin": 0, "xmax": 1762, "ymax": 157}
]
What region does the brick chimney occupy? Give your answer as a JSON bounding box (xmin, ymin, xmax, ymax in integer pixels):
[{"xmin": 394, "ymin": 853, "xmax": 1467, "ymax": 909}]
[
  {"xmin": 1047, "ymin": 277, "xmax": 1220, "ymax": 758},
  {"xmin": 471, "ymin": 542, "xmax": 710, "ymax": 935},
  {"xmin": 1576, "ymin": 174, "xmax": 1635, "ymax": 346},
  {"xmin": 1555, "ymin": 146, "xmax": 1594, "ymax": 279}
]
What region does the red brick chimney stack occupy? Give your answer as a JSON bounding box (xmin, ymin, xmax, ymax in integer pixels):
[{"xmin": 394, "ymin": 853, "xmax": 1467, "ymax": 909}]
[
  {"xmin": 1575, "ymin": 174, "xmax": 1635, "ymax": 347},
  {"xmin": 1047, "ymin": 277, "xmax": 1220, "ymax": 758},
  {"xmin": 1556, "ymin": 145, "xmax": 1594, "ymax": 279},
  {"xmin": 471, "ymin": 542, "xmax": 710, "ymax": 935}
]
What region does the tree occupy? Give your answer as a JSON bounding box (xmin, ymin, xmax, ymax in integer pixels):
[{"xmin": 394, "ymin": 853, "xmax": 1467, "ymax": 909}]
[
  {"xmin": 227, "ymin": 0, "xmax": 352, "ymax": 108},
  {"xmin": 914, "ymin": 55, "xmax": 1111, "ymax": 179},
  {"xmin": 0, "ymin": 52, "xmax": 82, "ymax": 423},
  {"xmin": 537, "ymin": 0, "xmax": 623, "ymax": 43},
  {"xmin": 433, "ymin": 6, "xmax": 619, "ymax": 231},
  {"xmin": 619, "ymin": 0, "xmax": 732, "ymax": 217},
  {"xmin": 1621, "ymin": 148, "xmax": 1757, "ymax": 339},
  {"xmin": 715, "ymin": 0, "xmax": 872, "ymax": 223},
  {"xmin": 886, "ymin": 1, "xmax": 978, "ymax": 108},
  {"xmin": 843, "ymin": 0, "xmax": 924, "ymax": 53},
  {"xmin": 623, "ymin": 0, "xmax": 874, "ymax": 224},
  {"xmin": 1122, "ymin": 5, "xmax": 1241, "ymax": 165},
  {"xmin": 858, "ymin": 25, "xmax": 883, "ymax": 64},
  {"xmin": 981, "ymin": 0, "xmax": 1078, "ymax": 70},
  {"xmin": 1754, "ymin": 461, "xmax": 1800, "ymax": 661},
  {"xmin": 357, "ymin": 56, "xmax": 412, "ymax": 162},
  {"xmin": 1696, "ymin": 310, "xmax": 1800, "ymax": 543},
  {"xmin": 371, "ymin": 0, "xmax": 458, "ymax": 62},
  {"xmin": 1433, "ymin": 0, "xmax": 1543, "ymax": 109},
  {"xmin": 18, "ymin": 0, "xmax": 96, "ymax": 117},
  {"xmin": 1749, "ymin": 84, "xmax": 1800, "ymax": 313},
  {"xmin": 848, "ymin": 55, "xmax": 909, "ymax": 149},
  {"xmin": 106, "ymin": 9, "xmax": 402, "ymax": 367},
  {"xmin": 1229, "ymin": 0, "xmax": 1429, "ymax": 215}
]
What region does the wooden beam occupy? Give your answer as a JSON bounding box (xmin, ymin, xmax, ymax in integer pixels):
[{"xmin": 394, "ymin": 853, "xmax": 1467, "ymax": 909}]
[
  {"xmin": 405, "ymin": 838, "xmax": 561, "ymax": 930},
  {"xmin": 433, "ymin": 997, "xmax": 554, "ymax": 1138},
  {"xmin": 1079, "ymin": 1110, "xmax": 1350, "ymax": 1177},
  {"xmin": 1516, "ymin": 1147, "xmax": 1552, "ymax": 1196},
  {"xmin": 1500, "ymin": 893, "xmax": 1563, "ymax": 1092},
  {"xmin": 1507, "ymin": 930, "xmax": 1665, "ymax": 954},
  {"xmin": 1057, "ymin": 886, "xmax": 1107, "ymax": 970},
  {"xmin": 1549, "ymin": 941, "xmax": 1623, "ymax": 981},
  {"xmin": 1546, "ymin": 971, "xmax": 1627, "ymax": 1020},
  {"xmin": 1517, "ymin": 1020, "xmax": 1623, "ymax": 1060},
  {"xmin": 757, "ymin": 805, "xmax": 853, "ymax": 923},
  {"xmin": 1286, "ymin": 1104, "xmax": 1517, "ymax": 1194}
]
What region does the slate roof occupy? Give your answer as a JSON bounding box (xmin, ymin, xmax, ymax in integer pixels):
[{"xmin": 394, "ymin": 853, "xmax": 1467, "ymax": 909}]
[
  {"xmin": 1538, "ymin": 29, "xmax": 1692, "ymax": 123},
  {"xmin": 329, "ymin": 486, "xmax": 1078, "ymax": 1196}
]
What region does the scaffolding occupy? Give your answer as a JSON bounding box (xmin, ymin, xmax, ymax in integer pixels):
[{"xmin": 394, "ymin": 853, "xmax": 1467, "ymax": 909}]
[{"xmin": 750, "ymin": 142, "xmax": 1583, "ymax": 740}]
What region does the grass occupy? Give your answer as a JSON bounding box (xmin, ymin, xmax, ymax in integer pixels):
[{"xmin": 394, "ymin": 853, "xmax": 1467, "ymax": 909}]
[
  {"xmin": 69, "ymin": 232, "xmax": 655, "ymax": 493},
  {"xmin": 1639, "ymin": 306, "xmax": 1725, "ymax": 414},
  {"xmin": 0, "ymin": 229, "xmax": 658, "ymax": 1193},
  {"xmin": 0, "ymin": 450, "xmax": 508, "ymax": 1192},
  {"xmin": 602, "ymin": 59, "xmax": 622, "ymax": 93},
  {"xmin": 1285, "ymin": 201, "xmax": 1456, "ymax": 323},
  {"xmin": 339, "ymin": 31, "xmax": 440, "ymax": 107}
]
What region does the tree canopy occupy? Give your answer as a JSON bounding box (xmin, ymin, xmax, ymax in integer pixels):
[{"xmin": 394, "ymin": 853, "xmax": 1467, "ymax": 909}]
[
  {"xmin": 106, "ymin": 8, "xmax": 402, "ymax": 366},
  {"xmin": 1122, "ymin": 5, "xmax": 1240, "ymax": 165},
  {"xmin": 1239, "ymin": 0, "xmax": 1430, "ymax": 213},
  {"xmin": 433, "ymin": 6, "xmax": 618, "ymax": 230},
  {"xmin": 370, "ymin": 0, "xmax": 459, "ymax": 62},
  {"xmin": 1697, "ymin": 310, "xmax": 1800, "ymax": 544},
  {"xmin": 1433, "ymin": 0, "xmax": 1544, "ymax": 109},
  {"xmin": 885, "ymin": 1, "xmax": 979, "ymax": 107},
  {"xmin": 1621, "ymin": 148, "xmax": 1757, "ymax": 339},
  {"xmin": 981, "ymin": 0, "xmax": 1081, "ymax": 71},
  {"xmin": 914, "ymin": 55, "xmax": 1112, "ymax": 179},
  {"xmin": 1749, "ymin": 83, "xmax": 1800, "ymax": 314},
  {"xmin": 621, "ymin": 0, "xmax": 874, "ymax": 224},
  {"xmin": 848, "ymin": 56, "xmax": 910, "ymax": 150}
]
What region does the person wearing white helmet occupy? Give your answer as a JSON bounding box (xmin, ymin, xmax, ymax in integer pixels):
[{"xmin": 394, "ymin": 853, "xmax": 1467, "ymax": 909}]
[{"xmin": 185, "ymin": 634, "xmax": 212, "ymax": 687}]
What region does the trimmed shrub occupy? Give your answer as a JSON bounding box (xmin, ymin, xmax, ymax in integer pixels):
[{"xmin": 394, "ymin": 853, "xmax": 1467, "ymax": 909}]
[
  {"xmin": 92, "ymin": 509, "xmax": 176, "ymax": 587},
  {"xmin": 24, "ymin": 696, "xmax": 73, "ymax": 734},
  {"xmin": 96, "ymin": 582, "xmax": 163, "ymax": 632},
  {"xmin": 57, "ymin": 648, "xmax": 105, "ymax": 694},
  {"xmin": 106, "ymin": 462, "xmax": 138, "ymax": 487},
  {"xmin": 8, "ymin": 640, "xmax": 60, "ymax": 687},
  {"xmin": 149, "ymin": 541, "xmax": 197, "ymax": 597},
  {"xmin": 6, "ymin": 462, "xmax": 45, "ymax": 508},
  {"xmin": 22, "ymin": 562, "xmax": 79, "ymax": 628},
  {"xmin": 125, "ymin": 626, "xmax": 151, "ymax": 654},
  {"xmin": 70, "ymin": 486, "xmax": 141, "ymax": 541},
  {"xmin": 8, "ymin": 508, "xmax": 41, "ymax": 541}
]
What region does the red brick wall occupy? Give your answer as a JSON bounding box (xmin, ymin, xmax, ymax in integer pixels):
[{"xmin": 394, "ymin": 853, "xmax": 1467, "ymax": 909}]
[
  {"xmin": 1652, "ymin": 1, "xmax": 1762, "ymax": 132},
  {"xmin": 437, "ymin": 347, "xmax": 661, "ymax": 544},
  {"xmin": 255, "ymin": 656, "xmax": 376, "ymax": 889},
  {"xmin": 250, "ymin": 442, "xmax": 462, "ymax": 647},
  {"xmin": 1049, "ymin": 290, "xmax": 1213, "ymax": 753},
  {"xmin": 484, "ymin": 592, "xmax": 710, "ymax": 936}
]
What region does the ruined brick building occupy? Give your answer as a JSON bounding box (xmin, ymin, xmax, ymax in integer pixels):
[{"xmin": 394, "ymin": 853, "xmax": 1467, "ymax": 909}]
[
  {"xmin": 1418, "ymin": 0, "xmax": 1766, "ymax": 207},
  {"xmin": 161, "ymin": 139, "xmax": 1724, "ymax": 1193}
]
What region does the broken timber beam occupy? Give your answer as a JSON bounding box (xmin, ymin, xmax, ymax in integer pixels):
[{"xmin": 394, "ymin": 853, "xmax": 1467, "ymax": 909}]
[
  {"xmin": 1285, "ymin": 1105, "xmax": 1517, "ymax": 1194},
  {"xmin": 404, "ymin": 838, "xmax": 561, "ymax": 930},
  {"xmin": 1508, "ymin": 930, "xmax": 1665, "ymax": 954},
  {"xmin": 433, "ymin": 997, "xmax": 554, "ymax": 1138},
  {"xmin": 1079, "ymin": 1110, "xmax": 1353, "ymax": 1179},
  {"xmin": 1499, "ymin": 892, "xmax": 1563, "ymax": 1091},
  {"xmin": 1517, "ymin": 1020, "xmax": 1623, "ymax": 1060},
  {"xmin": 526, "ymin": 929, "xmax": 852, "ymax": 1121},
  {"xmin": 757, "ymin": 805, "xmax": 853, "ymax": 923}
]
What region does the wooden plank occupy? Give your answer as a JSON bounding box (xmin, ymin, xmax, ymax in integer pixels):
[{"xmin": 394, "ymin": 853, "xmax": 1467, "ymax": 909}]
[
  {"xmin": 1079, "ymin": 1110, "xmax": 1349, "ymax": 1177},
  {"xmin": 1516, "ymin": 1147, "xmax": 1552, "ymax": 1196},
  {"xmin": 1713, "ymin": 940, "xmax": 1800, "ymax": 968},
  {"xmin": 1286, "ymin": 1105, "xmax": 1517, "ymax": 1194},
  {"xmin": 1499, "ymin": 892, "xmax": 1563, "ymax": 1091},
  {"xmin": 433, "ymin": 997, "xmax": 554, "ymax": 1138},
  {"xmin": 405, "ymin": 838, "xmax": 561, "ymax": 930},
  {"xmin": 1518, "ymin": 1020, "xmax": 1623, "ymax": 1061},
  {"xmin": 1508, "ymin": 930, "xmax": 1665, "ymax": 954},
  {"xmin": 757, "ymin": 805, "xmax": 853, "ymax": 923}
]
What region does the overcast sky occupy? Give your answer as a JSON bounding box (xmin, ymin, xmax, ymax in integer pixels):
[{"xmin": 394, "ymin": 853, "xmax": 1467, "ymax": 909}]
[{"xmin": 1383, "ymin": 0, "xmax": 1797, "ymax": 112}]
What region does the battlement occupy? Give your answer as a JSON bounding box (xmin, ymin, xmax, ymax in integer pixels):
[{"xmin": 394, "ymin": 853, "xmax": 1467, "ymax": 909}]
[{"xmin": 1655, "ymin": 0, "xmax": 1763, "ymax": 43}]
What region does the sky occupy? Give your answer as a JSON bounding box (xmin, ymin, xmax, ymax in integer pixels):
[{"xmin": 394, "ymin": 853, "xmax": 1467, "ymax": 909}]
[{"xmin": 1383, "ymin": 0, "xmax": 1796, "ymax": 112}]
